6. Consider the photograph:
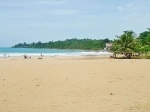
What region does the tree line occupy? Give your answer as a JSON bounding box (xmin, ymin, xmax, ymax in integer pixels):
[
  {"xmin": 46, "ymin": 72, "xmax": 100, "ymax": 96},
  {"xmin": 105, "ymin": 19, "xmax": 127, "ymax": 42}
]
[{"xmin": 12, "ymin": 38, "xmax": 111, "ymax": 50}]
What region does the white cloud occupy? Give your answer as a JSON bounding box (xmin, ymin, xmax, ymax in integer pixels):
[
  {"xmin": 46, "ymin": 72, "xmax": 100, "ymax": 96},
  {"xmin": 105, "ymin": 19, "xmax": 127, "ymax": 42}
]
[
  {"xmin": 0, "ymin": 2, "xmax": 29, "ymax": 7},
  {"xmin": 32, "ymin": 0, "xmax": 67, "ymax": 5},
  {"xmin": 28, "ymin": 19, "xmax": 97, "ymax": 29},
  {"xmin": 125, "ymin": 0, "xmax": 150, "ymax": 11},
  {"xmin": 117, "ymin": 6, "xmax": 124, "ymax": 11},
  {"xmin": 46, "ymin": 9, "xmax": 79, "ymax": 15},
  {"xmin": 0, "ymin": 0, "xmax": 67, "ymax": 7}
]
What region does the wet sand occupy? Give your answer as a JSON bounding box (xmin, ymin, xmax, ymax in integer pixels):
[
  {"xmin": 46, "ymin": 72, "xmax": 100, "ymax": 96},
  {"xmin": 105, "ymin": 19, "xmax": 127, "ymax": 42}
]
[{"xmin": 0, "ymin": 57, "xmax": 150, "ymax": 112}]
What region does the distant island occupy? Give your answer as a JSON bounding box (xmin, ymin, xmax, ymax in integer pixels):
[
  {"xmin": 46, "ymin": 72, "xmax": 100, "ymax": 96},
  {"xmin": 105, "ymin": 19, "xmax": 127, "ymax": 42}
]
[{"xmin": 12, "ymin": 38, "xmax": 112, "ymax": 50}]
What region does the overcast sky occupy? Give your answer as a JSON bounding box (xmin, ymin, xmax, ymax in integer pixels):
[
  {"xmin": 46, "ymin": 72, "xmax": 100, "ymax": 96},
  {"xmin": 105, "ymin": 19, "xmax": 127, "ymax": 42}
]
[{"xmin": 0, "ymin": 0, "xmax": 150, "ymax": 47}]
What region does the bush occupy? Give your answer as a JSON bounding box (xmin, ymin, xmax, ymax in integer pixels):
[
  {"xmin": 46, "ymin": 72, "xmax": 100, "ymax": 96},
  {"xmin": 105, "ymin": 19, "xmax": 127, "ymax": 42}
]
[{"xmin": 146, "ymin": 55, "xmax": 150, "ymax": 59}]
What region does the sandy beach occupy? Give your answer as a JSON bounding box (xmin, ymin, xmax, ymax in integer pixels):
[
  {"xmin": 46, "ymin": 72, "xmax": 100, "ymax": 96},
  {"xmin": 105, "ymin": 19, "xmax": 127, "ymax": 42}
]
[{"xmin": 0, "ymin": 56, "xmax": 150, "ymax": 112}]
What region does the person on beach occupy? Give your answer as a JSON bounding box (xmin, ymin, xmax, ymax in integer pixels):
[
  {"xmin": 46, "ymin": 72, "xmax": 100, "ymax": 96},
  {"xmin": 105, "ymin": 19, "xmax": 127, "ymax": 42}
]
[
  {"xmin": 40, "ymin": 53, "xmax": 44, "ymax": 57},
  {"xmin": 38, "ymin": 53, "xmax": 43, "ymax": 59},
  {"xmin": 24, "ymin": 54, "xmax": 31, "ymax": 59},
  {"xmin": 24, "ymin": 54, "xmax": 27, "ymax": 59}
]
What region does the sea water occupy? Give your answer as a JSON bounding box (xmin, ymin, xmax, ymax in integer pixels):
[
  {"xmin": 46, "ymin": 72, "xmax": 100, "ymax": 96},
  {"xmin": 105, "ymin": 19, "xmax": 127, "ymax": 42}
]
[{"xmin": 0, "ymin": 47, "xmax": 112, "ymax": 57}]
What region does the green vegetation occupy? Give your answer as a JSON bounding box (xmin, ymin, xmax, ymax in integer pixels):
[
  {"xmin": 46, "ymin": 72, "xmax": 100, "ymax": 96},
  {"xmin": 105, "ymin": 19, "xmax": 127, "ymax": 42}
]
[
  {"xmin": 12, "ymin": 28, "xmax": 150, "ymax": 59},
  {"xmin": 113, "ymin": 31, "xmax": 136, "ymax": 55},
  {"xmin": 112, "ymin": 29, "xmax": 150, "ymax": 59},
  {"xmin": 12, "ymin": 38, "xmax": 111, "ymax": 50}
]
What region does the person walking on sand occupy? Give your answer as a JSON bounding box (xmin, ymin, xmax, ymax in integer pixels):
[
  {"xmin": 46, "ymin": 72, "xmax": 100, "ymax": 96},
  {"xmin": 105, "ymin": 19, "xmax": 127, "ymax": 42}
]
[{"xmin": 40, "ymin": 53, "xmax": 43, "ymax": 57}]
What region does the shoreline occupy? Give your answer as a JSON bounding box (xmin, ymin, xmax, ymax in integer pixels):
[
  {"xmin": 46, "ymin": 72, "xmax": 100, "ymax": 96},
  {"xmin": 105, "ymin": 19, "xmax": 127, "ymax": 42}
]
[
  {"xmin": 0, "ymin": 53, "xmax": 112, "ymax": 60},
  {"xmin": 0, "ymin": 47, "xmax": 113, "ymax": 58},
  {"xmin": 0, "ymin": 54, "xmax": 149, "ymax": 61}
]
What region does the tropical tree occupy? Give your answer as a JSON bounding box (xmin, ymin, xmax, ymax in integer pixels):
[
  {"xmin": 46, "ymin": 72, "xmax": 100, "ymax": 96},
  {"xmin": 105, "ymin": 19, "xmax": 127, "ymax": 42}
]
[
  {"xmin": 133, "ymin": 38, "xmax": 143, "ymax": 56},
  {"xmin": 139, "ymin": 28, "xmax": 150, "ymax": 45},
  {"xmin": 111, "ymin": 41, "xmax": 120, "ymax": 57},
  {"xmin": 113, "ymin": 30, "xmax": 136, "ymax": 58},
  {"xmin": 138, "ymin": 28, "xmax": 150, "ymax": 57}
]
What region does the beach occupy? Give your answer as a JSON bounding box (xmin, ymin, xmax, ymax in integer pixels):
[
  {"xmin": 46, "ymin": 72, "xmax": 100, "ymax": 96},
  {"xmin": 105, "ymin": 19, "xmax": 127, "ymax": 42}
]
[{"xmin": 0, "ymin": 56, "xmax": 150, "ymax": 112}]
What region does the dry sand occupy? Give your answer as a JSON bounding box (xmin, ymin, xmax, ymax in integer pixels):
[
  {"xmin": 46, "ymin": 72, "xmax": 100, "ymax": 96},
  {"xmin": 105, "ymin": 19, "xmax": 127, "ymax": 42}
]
[{"xmin": 0, "ymin": 56, "xmax": 150, "ymax": 112}]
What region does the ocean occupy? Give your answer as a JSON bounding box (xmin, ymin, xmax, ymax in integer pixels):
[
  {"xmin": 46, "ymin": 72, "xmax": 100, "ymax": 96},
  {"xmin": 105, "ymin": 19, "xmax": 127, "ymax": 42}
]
[{"xmin": 0, "ymin": 47, "xmax": 112, "ymax": 57}]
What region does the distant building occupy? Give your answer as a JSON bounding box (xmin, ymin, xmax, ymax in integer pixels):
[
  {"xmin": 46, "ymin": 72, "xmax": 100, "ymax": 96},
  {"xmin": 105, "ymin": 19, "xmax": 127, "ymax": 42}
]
[{"xmin": 105, "ymin": 43, "xmax": 113, "ymax": 51}]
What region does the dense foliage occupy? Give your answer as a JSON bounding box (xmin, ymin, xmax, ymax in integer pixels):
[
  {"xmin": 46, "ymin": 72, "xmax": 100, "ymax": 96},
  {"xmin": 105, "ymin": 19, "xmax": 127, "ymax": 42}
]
[
  {"xmin": 12, "ymin": 38, "xmax": 111, "ymax": 50},
  {"xmin": 112, "ymin": 29, "xmax": 150, "ymax": 58},
  {"xmin": 113, "ymin": 31, "xmax": 136, "ymax": 54}
]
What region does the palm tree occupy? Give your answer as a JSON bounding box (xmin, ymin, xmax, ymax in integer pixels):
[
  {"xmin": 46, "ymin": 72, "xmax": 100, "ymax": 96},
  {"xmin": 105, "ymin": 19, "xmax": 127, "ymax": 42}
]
[
  {"xmin": 113, "ymin": 31, "xmax": 136, "ymax": 58},
  {"xmin": 141, "ymin": 35, "xmax": 150, "ymax": 57},
  {"xmin": 138, "ymin": 29, "xmax": 150, "ymax": 57},
  {"xmin": 133, "ymin": 38, "xmax": 143, "ymax": 56},
  {"xmin": 111, "ymin": 42, "xmax": 120, "ymax": 58}
]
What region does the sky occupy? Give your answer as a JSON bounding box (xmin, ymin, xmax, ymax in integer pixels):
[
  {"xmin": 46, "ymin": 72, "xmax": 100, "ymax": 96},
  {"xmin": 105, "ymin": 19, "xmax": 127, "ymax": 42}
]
[{"xmin": 0, "ymin": 0, "xmax": 150, "ymax": 47}]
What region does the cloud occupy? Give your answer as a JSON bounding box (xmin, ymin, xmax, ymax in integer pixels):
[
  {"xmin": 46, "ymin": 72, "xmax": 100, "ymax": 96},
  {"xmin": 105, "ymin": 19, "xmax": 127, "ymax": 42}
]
[
  {"xmin": 32, "ymin": 0, "xmax": 67, "ymax": 5},
  {"xmin": 117, "ymin": 6, "xmax": 124, "ymax": 11},
  {"xmin": 49, "ymin": 9, "xmax": 79, "ymax": 15},
  {"xmin": 121, "ymin": 0, "xmax": 150, "ymax": 12},
  {"xmin": 0, "ymin": 0, "xmax": 67, "ymax": 7},
  {"xmin": 0, "ymin": 2, "xmax": 29, "ymax": 7},
  {"xmin": 28, "ymin": 19, "xmax": 96, "ymax": 29}
]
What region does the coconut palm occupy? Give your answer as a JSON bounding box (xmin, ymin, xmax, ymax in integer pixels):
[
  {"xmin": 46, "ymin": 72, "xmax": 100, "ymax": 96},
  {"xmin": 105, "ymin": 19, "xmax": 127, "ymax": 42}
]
[
  {"xmin": 138, "ymin": 29, "xmax": 150, "ymax": 57},
  {"xmin": 113, "ymin": 31, "xmax": 136, "ymax": 58},
  {"xmin": 139, "ymin": 28, "xmax": 150, "ymax": 45}
]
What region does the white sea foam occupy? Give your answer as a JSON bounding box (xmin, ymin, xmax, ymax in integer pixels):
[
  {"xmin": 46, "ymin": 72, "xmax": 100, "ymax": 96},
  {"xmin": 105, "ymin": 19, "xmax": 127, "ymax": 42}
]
[
  {"xmin": 0, "ymin": 51, "xmax": 113, "ymax": 57},
  {"xmin": 80, "ymin": 51, "xmax": 113, "ymax": 56}
]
